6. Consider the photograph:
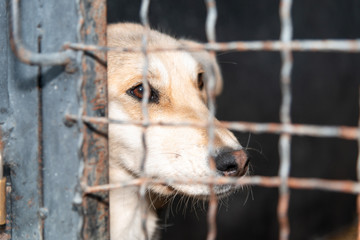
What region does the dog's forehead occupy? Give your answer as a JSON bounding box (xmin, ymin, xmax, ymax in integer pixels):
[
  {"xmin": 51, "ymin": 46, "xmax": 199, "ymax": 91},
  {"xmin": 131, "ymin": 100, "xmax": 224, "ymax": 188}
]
[
  {"xmin": 148, "ymin": 51, "xmax": 198, "ymax": 85},
  {"xmin": 107, "ymin": 23, "xmax": 210, "ymax": 97}
]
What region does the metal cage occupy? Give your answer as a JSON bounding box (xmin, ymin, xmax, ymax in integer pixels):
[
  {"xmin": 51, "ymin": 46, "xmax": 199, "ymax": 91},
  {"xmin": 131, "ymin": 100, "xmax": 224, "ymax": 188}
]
[{"xmin": 1, "ymin": 0, "xmax": 360, "ymax": 239}]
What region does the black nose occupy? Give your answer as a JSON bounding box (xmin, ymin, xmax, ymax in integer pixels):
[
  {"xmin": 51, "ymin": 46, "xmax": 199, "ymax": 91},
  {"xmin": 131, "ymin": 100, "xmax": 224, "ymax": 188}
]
[{"xmin": 214, "ymin": 149, "xmax": 249, "ymax": 177}]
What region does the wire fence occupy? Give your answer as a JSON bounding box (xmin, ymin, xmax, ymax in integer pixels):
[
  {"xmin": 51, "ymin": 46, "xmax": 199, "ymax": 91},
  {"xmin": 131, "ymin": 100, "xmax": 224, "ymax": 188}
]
[
  {"xmin": 5, "ymin": 0, "xmax": 360, "ymax": 239},
  {"xmin": 74, "ymin": 0, "xmax": 360, "ymax": 239}
]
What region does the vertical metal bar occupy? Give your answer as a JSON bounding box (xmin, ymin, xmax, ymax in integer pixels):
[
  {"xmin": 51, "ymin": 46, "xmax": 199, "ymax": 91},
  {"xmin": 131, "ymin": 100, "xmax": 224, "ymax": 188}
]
[
  {"xmin": 139, "ymin": 0, "xmax": 151, "ymax": 171},
  {"xmin": 278, "ymin": 0, "xmax": 293, "ymax": 240},
  {"xmin": 357, "ymin": 86, "xmax": 360, "ymax": 240},
  {"xmin": 73, "ymin": 0, "xmax": 86, "ymax": 238},
  {"xmin": 0, "ymin": 5, "xmax": 6, "ymax": 229},
  {"xmin": 76, "ymin": 0, "xmax": 109, "ymax": 239},
  {"xmin": 0, "ymin": 178, "xmax": 5, "ymax": 226},
  {"xmin": 139, "ymin": 0, "xmax": 151, "ymax": 239},
  {"xmin": 36, "ymin": 38, "xmax": 44, "ymax": 240},
  {"xmin": 204, "ymin": 1, "xmax": 218, "ymax": 240},
  {"xmin": 0, "ymin": 131, "xmax": 5, "ymax": 226},
  {"xmin": 0, "ymin": 129, "xmax": 3, "ymax": 181}
]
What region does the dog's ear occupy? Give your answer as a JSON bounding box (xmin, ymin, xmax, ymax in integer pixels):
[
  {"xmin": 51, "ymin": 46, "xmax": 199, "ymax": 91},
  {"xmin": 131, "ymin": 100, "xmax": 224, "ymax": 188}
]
[{"xmin": 179, "ymin": 39, "xmax": 223, "ymax": 96}]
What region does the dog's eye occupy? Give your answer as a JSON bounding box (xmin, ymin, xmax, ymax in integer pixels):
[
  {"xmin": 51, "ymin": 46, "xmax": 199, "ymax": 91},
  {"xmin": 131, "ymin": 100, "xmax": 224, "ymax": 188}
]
[
  {"xmin": 127, "ymin": 84, "xmax": 159, "ymax": 103},
  {"xmin": 197, "ymin": 72, "xmax": 204, "ymax": 90}
]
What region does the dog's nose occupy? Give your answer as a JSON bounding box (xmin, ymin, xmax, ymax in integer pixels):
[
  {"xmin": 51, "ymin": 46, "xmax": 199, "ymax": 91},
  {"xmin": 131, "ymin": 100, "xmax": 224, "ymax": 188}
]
[{"xmin": 214, "ymin": 149, "xmax": 249, "ymax": 177}]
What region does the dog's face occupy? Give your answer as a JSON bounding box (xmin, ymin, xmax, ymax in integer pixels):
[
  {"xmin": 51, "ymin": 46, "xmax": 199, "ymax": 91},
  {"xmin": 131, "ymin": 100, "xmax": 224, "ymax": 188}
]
[{"xmin": 108, "ymin": 23, "xmax": 248, "ymax": 198}]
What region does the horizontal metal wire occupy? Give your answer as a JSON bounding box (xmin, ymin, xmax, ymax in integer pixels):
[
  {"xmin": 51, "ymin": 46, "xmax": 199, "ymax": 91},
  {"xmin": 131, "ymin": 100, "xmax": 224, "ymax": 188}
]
[
  {"xmin": 83, "ymin": 176, "xmax": 360, "ymax": 195},
  {"xmin": 64, "ymin": 39, "xmax": 360, "ymax": 53},
  {"xmin": 66, "ymin": 114, "xmax": 360, "ymax": 140}
]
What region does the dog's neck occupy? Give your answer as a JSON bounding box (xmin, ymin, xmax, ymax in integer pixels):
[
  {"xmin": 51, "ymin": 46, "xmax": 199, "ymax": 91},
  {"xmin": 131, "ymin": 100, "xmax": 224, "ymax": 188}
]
[{"xmin": 110, "ymin": 167, "xmax": 158, "ymax": 240}]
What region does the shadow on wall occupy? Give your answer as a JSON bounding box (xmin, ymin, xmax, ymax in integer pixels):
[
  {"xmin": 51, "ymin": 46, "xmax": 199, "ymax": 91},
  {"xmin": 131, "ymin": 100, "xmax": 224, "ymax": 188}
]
[{"xmin": 107, "ymin": 1, "xmax": 360, "ymax": 239}]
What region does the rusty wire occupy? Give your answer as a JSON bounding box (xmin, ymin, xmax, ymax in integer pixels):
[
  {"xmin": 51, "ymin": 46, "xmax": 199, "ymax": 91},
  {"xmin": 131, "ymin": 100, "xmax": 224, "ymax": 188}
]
[
  {"xmin": 64, "ymin": 39, "xmax": 360, "ymax": 53},
  {"xmin": 84, "ymin": 176, "xmax": 360, "ymax": 195},
  {"xmin": 139, "ymin": 0, "xmax": 151, "ymax": 239},
  {"xmin": 65, "ymin": 114, "xmax": 360, "ymax": 140},
  {"xmin": 73, "ymin": 0, "xmax": 86, "ymax": 238},
  {"xmin": 204, "ymin": 0, "xmax": 218, "ymax": 239},
  {"xmin": 357, "ymin": 86, "xmax": 360, "ymax": 240},
  {"xmin": 278, "ymin": 0, "xmax": 293, "ymax": 239}
]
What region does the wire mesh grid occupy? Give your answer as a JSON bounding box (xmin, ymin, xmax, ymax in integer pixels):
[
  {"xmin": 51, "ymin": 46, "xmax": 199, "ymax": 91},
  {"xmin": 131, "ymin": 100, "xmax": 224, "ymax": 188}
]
[
  {"xmin": 70, "ymin": 0, "xmax": 360, "ymax": 239},
  {"xmin": 7, "ymin": 0, "xmax": 360, "ymax": 239}
]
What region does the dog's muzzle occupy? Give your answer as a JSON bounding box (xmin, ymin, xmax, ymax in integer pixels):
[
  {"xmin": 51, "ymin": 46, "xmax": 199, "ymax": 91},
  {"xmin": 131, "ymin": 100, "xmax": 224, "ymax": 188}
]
[{"xmin": 214, "ymin": 149, "xmax": 249, "ymax": 177}]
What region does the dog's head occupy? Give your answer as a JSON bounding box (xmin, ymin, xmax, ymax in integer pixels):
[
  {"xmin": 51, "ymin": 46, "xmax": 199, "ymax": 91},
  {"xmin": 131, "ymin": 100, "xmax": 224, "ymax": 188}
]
[{"xmin": 108, "ymin": 23, "xmax": 249, "ymax": 198}]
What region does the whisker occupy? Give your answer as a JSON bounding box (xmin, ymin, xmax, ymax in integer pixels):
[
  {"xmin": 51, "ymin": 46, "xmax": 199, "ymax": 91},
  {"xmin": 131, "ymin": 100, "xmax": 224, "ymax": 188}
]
[
  {"xmin": 191, "ymin": 199, "xmax": 200, "ymax": 220},
  {"xmin": 176, "ymin": 195, "xmax": 185, "ymax": 213},
  {"xmin": 245, "ymin": 147, "xmax": 262, "ymax": 155},
  {"xmin": 147, "ymin": 190, "xmax": 157, "ymax": 210},
  {"xmin": 202, "ymin": 199, "xmax": 207, "ymax": 212},
  {"xmin": 245, "ymin": 132, "xmax": 251, "ymax": 150},
  {"xmin": 183, "ymin": 196, "xmax": 190, "ymax": 215},
  {"xmin": 169, "ymin": 191, "xmax": 178, "ymax": 217},
  {"xmin": 217, "ymin": 50, "xmax": 240, "ymax": 56},
  {"xmin": 219, "ymin": 61, "xmax": 238, "ymax": 65},
  {"xmin": 243, "ymin": 187, "xmax": 251, "ymax": 206}
]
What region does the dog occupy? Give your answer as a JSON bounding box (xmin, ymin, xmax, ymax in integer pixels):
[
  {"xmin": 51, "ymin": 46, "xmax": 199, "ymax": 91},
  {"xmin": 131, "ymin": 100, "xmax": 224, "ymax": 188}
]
[{"xmin": 107, "ymin": 23, "xmax": 249, "ymax": 240}]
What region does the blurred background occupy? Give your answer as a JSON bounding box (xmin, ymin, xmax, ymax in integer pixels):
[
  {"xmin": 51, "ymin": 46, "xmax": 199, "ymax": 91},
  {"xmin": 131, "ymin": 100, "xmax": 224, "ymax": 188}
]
[{"xmin": 107, "ymin": 1, "xmax": 360, "ymax": 239}]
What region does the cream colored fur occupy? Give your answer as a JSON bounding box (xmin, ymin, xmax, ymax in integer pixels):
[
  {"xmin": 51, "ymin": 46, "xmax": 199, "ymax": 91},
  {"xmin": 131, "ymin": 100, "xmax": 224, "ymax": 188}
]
[{"xmin": 108, "ymin": 23, "xmax": 244, "ymax": 240}]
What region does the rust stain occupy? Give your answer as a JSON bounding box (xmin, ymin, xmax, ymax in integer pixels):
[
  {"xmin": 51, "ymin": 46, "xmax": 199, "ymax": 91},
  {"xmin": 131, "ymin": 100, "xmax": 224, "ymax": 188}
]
[
  {"xmin": 291, "ymin": 41, "xmax": 301, "ymax": 51},
  {"xmin": 206, "ymin": 0, "xmax": 216, "ymax": 9},
  {"xmin": 232, "ymin": 42, "xmax": 245, "ymax": 51},
  {"xmin": 268, "ymin": 123, "xmax": 280, "ymax": 133},
  {"xmin": 0, "ymin": 127, "xmax": 3, "ymax": 154},
  {"xmin": 277, "ymin": 193, "xmax": 290, "ymax": 240},
  {"xmin": 339, "ymin": 126, "xmax": 358, "ymax": 140},
  {"xmin": 263, "ymin": 41, "xmax": 274, "ymax": 51},
  {"xmin": 14, "ymin": 195, "xmax": 23, "ymax": 201},
  {"xmin": 27, "ymin": 198, "xmax": 34, "ymax": 208},
  {"xmin": 349, "ymin": 40, "xmax": 359, "ymax": 52}
]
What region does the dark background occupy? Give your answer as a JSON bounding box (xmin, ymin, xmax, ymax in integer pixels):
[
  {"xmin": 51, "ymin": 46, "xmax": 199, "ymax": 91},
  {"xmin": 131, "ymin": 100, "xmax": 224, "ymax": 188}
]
[{"xmin": 107, "ymin": 1, "xmax": 360, "ymax": 239}]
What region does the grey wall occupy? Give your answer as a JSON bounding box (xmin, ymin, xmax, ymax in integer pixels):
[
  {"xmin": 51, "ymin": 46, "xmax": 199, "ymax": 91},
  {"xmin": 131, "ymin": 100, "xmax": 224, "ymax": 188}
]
[
  {"xmin": 1, "ymin": 0, "xmax": 81, "ymax": 238},
  {"xmin": 0, "ymin": 0, "xmax": 108, "ymax": 239}
]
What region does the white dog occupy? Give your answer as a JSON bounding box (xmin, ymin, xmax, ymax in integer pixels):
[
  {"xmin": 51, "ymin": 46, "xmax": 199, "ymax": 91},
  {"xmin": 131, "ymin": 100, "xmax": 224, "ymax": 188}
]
[{"xmin": 107, "ymin": 23, "xmax": 249, "ymax": 240}]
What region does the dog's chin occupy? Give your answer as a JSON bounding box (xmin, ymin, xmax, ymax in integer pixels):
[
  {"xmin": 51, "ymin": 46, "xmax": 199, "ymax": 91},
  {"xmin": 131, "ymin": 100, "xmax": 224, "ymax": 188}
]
[
  {"xmin": 149, "ymin": 184, "xmax": 176, "ymax": 196},
  {"xmin": 150, "ymin": 183, "xmax": 236, "ymax": 200}
]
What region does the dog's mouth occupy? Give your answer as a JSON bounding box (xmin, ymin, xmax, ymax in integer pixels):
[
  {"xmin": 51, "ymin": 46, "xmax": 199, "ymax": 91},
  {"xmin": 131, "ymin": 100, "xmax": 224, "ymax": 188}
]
[
  {"xmin": 148, "ymin": 163, "xmax": 250, "ymax": 199},
  {"xmin": 155, "ymin": 182, "xmax": 236, "ymax": 200}
]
